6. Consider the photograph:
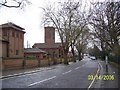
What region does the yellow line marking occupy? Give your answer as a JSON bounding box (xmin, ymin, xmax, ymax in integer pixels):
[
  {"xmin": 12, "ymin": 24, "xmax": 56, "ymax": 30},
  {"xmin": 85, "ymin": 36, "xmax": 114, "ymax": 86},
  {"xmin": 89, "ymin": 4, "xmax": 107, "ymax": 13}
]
[{"xmin": 87, "ymin": 62, "xmax": 101, "ymax": 90}]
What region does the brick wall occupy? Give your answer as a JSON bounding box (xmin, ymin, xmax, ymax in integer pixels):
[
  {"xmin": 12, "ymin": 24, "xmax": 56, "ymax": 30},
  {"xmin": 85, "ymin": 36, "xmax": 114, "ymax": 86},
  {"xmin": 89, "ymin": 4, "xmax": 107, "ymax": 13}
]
[
  {"xmin": 2, "ymin": 59, "xmax": 23, "ymax": 70},
  {"xmin": 2, "ymin": 58, "xmax": 62, "ymax": 70},
  {"xmin": 40, "ymin": 59, "xmax": 49, "ymax": 67},
  {"xmin": 2, "ymin": 59, "xmax": 49, "ymax": 70},
  {"xmin": 25, "ymin": 60, "xmax": 38, "ymax": 68}
]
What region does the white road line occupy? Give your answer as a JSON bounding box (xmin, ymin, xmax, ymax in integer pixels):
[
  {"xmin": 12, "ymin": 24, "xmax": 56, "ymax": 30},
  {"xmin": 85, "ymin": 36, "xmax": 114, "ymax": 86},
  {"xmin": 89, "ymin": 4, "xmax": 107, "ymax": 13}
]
[
  {"xmin": 1, "ymin": 69, "xmax": 44, "ymax": 80},
  {"xmin": 74, "ymin": 64, "xmax": 85, "ymax": 70},
  {"xmin": 75, "ymin": 67, "xmax": 80, "ymax": 70},
  {"xmin": 28, "ymin": 76, "xmax": 56, "ymax": 87},
  {"xmin": 2, "ymin": 74, "xmax": 29, "ymax": 80},
  {"xmin": 1, "ymin": 70, "xmax": 43, "ymax": 80},
  {"xmin": 87, "ymin": 62, "xmax": 101, "ymax": 90},
  {"xmin": 62, "ymin": 70, "xmax": 72, "ymax": 75}
]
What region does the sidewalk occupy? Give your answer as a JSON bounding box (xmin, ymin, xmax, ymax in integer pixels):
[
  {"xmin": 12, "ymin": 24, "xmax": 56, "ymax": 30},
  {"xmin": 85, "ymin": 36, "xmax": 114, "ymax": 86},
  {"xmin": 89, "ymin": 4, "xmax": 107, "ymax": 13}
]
[
  {"xmin": 1, "ymin": 61, "xmax": 76, "ymax": 79},
  {"xmin": 94, "ymin": 60, "xmax": 119, "ymax": 88},
  {"xmin": 1, "ymin": 64, "xmax": 66, "ymax": 79}
]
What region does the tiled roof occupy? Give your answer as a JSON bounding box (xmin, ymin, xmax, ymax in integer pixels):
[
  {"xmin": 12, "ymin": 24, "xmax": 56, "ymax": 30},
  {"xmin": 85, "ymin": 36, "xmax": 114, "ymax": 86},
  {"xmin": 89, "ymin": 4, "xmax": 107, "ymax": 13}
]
[
  {"xmin": 0, "ymin": 22, "xmax": 25, "ymax": 32},
  {"xmin": 33, "ymin": 43, "xmax": 62, "ymax": 49},
  {"xmin": 24, "ymin": 48, "xmax": 46, "ymax": 53}
]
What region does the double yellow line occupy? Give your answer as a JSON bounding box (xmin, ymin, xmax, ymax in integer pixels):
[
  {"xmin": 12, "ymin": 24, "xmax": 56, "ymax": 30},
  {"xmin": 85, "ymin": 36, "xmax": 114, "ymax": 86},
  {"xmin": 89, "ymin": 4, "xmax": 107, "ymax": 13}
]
[{"xmin": 87, "ymin": 62, "xmax": 102, "ymax": 89}]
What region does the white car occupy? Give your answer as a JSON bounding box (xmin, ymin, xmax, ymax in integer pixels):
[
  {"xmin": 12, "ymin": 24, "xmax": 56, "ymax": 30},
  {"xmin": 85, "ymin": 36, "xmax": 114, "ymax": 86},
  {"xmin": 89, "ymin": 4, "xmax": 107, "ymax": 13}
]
[{"xmin": 90, "ymin": 56, "xmax": 96, "ymax": 60}]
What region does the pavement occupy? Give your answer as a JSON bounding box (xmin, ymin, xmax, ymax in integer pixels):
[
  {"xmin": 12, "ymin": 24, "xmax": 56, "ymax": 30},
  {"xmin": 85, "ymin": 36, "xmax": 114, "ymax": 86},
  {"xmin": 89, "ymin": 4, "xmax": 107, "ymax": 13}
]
[
  {"xmin": 93, "ymin": 59, "xmax": 119, "ymax": 89},
  {"xmin": 1, "ymin": 64, "xmax": 66, "ymax": 79},
  {"xmin": 1, "ymin": 61, "xmax": 76, "ymax": 79},
  {"xmin": 1, "ymin": 56, "xmax": 119, "ymax": 89}
]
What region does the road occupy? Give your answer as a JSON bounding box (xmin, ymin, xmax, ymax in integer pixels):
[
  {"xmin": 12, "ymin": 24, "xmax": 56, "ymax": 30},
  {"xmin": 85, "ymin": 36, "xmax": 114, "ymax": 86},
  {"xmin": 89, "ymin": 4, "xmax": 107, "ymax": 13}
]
[{"xmin": 1, "ymin": 56, "xmax": 118, "ymax": 89}]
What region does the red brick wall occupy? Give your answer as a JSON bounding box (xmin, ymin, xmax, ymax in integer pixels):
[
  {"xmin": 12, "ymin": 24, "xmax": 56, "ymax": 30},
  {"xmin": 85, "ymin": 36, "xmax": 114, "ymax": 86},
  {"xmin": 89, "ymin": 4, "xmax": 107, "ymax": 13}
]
[
  {"xmin": 9, "ymin": 28, "xmax": 24, "ymax": 58},
  {"xmin": 2, "ymin": 59, "xmax": 23, "ymax": 70},
  {"xmin": 1, "ymin": 27, "xmax": 25, "ymax": 58},
  {"xmin": 45, "ymin": 27, "xmax": 55, "ymax": 44},
  {"xmin": 25, "ymin": 60, "xmax": 38, "ymax": 68},
  {"xmin": 2, "ymin": 59, "xmax": 48, "ymax": 70},
  {"xmin": 24, "ymin": 53, "xmax": 45, "ymax": 59}
]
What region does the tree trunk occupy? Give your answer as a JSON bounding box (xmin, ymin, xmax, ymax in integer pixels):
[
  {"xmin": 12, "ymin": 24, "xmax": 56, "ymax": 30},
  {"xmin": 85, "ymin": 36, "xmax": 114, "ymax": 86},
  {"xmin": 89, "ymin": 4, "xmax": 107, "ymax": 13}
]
[
  {"xmin": 71, "ymin": 47, "xmax": 76, "ymax": 62},
  {"xmin": 64, "ymin": 49, "xmax": 69, "ymax": 65},
  {"xmin": 78, "ymin": 52, "xmax": 82, "ymax": 61}
]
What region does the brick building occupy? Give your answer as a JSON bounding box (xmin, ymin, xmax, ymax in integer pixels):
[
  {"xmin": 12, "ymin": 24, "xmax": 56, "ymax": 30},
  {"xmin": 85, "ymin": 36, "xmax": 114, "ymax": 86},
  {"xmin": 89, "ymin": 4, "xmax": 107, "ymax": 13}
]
[
  {"xmin": 0, "ymin": 22, "xmax": 25, "ymax": 59},
  {"xmin": 32, "ymin": 27, "xmax": 63, "ymax": 58},
  {"xmin": 24, "ymin": 48, "xmax": 46, "ymax": 60}
]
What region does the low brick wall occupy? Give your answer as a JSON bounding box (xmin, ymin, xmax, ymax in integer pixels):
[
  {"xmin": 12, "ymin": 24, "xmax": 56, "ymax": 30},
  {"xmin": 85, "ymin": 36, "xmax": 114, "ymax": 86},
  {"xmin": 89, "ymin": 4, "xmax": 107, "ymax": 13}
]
[
  {"xmin": 40, "ymin": 59, "xmax": 49, "ymax": 67},
  {"xmin": 25, "ymin": 60, "xmax": 38, "ymax": 68},
  {"xmin": 2, "ymin": 58, "xmax": 64, "ymax": 70},
  {"xmin": 2, "ymin": 59, "xmax": 23, "ymax": 70}
]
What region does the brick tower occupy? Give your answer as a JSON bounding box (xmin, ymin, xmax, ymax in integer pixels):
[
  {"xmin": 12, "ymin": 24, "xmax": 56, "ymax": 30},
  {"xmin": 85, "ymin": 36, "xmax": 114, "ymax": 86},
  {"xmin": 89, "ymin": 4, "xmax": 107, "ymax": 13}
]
[{"xmin": 45, "ymin": 27, "xmax": 55, "ymax": 44}]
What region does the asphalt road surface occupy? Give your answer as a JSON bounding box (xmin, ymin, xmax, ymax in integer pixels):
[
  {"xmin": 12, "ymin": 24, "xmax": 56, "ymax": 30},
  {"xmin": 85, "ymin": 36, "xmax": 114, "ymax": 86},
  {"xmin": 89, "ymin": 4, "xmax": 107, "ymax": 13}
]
[{"xmin": 1, "ymin": 56, "xmax": 118, "ymax": 89}]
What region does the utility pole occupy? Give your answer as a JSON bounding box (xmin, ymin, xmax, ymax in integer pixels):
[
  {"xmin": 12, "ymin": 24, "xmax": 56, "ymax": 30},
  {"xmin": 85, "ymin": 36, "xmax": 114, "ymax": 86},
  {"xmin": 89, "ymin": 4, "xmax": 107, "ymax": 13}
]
[
  {"xmin": 27, "ymin": 40, "xmax": 29, "ymax": 48},
  {"xmin": 105, "ymin": 56, "xmax": 108, "ymax": 73}
]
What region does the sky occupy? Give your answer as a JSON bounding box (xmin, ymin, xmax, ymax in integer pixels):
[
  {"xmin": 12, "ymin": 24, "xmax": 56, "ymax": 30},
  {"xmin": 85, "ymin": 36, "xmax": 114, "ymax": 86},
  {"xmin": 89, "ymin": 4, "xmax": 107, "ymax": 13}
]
[
  {"xmin": 0, "ymin": 0, "xmax": 62, "ymax": 48},
  {"xmin": 0, "ymin": 0, "xmax": 115, "ymax": 48}
]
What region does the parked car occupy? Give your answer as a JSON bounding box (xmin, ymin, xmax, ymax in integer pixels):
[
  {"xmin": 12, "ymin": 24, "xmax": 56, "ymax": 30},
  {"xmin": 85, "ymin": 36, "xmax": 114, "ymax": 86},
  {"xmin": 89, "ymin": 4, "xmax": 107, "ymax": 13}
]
[{"xmin": 90, "ymin": 56, "xmax": 96, "ymax": 60}]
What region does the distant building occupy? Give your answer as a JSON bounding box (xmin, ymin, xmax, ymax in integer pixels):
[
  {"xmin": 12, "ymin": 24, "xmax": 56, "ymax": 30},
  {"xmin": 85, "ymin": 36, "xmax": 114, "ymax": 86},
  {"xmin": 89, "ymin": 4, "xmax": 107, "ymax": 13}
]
[
  {"xmin": 32, "ymin": 27, "xmax": 63, "ymax": 58},
  {"xmin": 0, "ymin": 22, "xmax": 25, "ymax": 59},
  {"xmin": 24, "ymin": 48, "xmax": 46, "ymax": 60}
]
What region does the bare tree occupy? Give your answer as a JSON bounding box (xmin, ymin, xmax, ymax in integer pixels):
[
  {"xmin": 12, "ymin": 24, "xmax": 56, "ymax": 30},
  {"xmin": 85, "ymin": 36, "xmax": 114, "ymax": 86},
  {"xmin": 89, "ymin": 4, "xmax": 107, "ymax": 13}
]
[
  {"xmin": 75, "ymin": 26, "xmax": 89, "ymax": 61},
  {"xmin": 42, "ymin": 1, "xmax": 85, "ymax": 64},
  {"xmin": 0, "ymin": 0, "xmax": 31, "ymax": 8},
  {"xmin": 89, "ymin": 1, "xmax": 120, "ymax": 59},
  {"xmin": 69, "ymin": 5, "xmax": 89, "ymax": 62}
]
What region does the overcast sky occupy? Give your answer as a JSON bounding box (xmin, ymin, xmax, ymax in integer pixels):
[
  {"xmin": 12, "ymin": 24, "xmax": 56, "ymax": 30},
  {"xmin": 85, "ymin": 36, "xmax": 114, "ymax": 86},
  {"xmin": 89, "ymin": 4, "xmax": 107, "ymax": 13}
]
[
  {"xmin": 0, "ymin": 0, "xmax": 66, "ymax": 48},
  {"xmin": 0, "ymin": 0, "xmax": 114, "ymax": 48}
]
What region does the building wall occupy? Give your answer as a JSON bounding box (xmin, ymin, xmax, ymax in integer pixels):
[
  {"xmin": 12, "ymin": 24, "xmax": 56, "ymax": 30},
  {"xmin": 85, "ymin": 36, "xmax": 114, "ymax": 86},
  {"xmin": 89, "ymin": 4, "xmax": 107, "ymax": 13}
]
[
  {"xmin": 2, "ymin": 59, "xmax": 24, "ymax": 70},
  {"xmin": 1, "ymin": 28, "xmax": 9, "ymax": 58},
  {"xmin": 33, "ymin": 26, "xmax": 64, "ymax": 59},
  {"xmin": 24, "ymin": 53, "xmax": 46, "ymax": 60},
  {"xmin": 1, "ymin": 27, "xmax": 25, "ymax": 58},
  {"xmin": 9, "ymin": 29, "xmax": 24, "ymax": 58},
  {"xmin": 45, "ymin": 27, "xmax": 55, "ymax": 44},
  {"xmin": 40, "ymin": 48, "xmax": 62, "ymax": 58},
  {"xmin": 2, "ymin": 42, "xmax": 8, "ymax": 57},
  {"xmin": 0, "ymin": 41, "xmax": 2, "ymax": 58}
]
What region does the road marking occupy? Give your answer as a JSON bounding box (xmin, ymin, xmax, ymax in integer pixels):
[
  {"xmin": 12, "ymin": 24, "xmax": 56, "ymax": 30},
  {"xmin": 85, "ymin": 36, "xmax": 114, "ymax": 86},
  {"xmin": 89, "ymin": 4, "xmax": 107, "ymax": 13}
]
[
  {"xmin": 62, "ymin": 70, "xmax": 72, "ymax": 75},
  {"xmin": 28, "ymin": 76, "xmax": 56, "ymax": 87},
  {"xmin": 1, "ymin": 68, "xmax": 54, "ymax": 80},
  {"xmin": 75, "ymin": 67, "xmax": 80, "ymax": 70},
  {"xmin": 2, "ymin": 74, "xmax": 29, "ymax": 80},
  {"xmin": 87, "ymin": 62, "xmax": 101, "ymax": 90},
  {"xmin": 1, "ymin": 70, "xmax": 42, "ymax": 79},
  {"xmin": 74, "ymin": 64, "xmax": 86, "ymax": 70}
]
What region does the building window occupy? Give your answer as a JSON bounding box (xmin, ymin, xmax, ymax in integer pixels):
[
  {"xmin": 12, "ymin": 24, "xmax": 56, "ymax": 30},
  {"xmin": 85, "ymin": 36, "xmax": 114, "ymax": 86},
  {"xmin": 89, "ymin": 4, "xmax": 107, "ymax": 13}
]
[
  {"xmin": 16, "ymin": 50, "xmax": 19, "ymax": 55},
  {"xmin": 12, "ymin": 32, "xmax": 15, "ymax": 37}
]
